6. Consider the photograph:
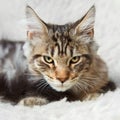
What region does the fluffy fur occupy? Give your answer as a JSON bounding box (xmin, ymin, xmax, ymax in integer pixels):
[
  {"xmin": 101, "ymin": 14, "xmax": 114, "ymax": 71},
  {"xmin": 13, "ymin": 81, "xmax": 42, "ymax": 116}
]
[
  {"xmin": 0, "ymin": 5, "xmax": 116, "ymax": 106},
  {"xmin": 25, "ymin": 6, "xmax": 114, "ymax": 96}
]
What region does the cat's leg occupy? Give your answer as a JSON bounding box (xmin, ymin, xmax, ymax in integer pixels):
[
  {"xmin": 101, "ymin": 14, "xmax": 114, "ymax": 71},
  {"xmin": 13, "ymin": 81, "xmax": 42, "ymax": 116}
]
[
  {"xmin": 18, "ymin": 97, "xmax": 49, "ymax": 107},
  {"xmin": 83, "ymin": 93, "xmax": 101, "ymax": 101},
  {"xmin": 83, "ymin": 81, "xmax": 116, "ymax": 101}
]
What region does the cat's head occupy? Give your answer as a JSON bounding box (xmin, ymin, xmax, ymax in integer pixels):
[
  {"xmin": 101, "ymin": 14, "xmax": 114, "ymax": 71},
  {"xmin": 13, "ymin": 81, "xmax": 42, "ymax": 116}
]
[{"xmin": 23, "ymin": 5, "xmax": 97, "ymax": 92}]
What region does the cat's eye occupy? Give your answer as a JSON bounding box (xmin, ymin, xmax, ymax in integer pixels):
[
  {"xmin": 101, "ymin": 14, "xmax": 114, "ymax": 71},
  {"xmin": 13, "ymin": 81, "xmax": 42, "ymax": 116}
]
[
  {"xmin": 43, "ymin": 56, "xmax": 54, "ymax": 64},
  {"xmin": 70, "ymin": 56, "xmax": 81, "ymax": 64}
]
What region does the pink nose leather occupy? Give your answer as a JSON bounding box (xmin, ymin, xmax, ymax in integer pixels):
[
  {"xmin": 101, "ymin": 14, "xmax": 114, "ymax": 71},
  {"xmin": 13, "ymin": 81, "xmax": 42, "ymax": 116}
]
[
  {"xmin": 56, "ymin": 68, "xmax": 69, "ymax": 83},
  {"xmin": 56, "ymin": 76, "xmax": 69, "ymax": 83}
]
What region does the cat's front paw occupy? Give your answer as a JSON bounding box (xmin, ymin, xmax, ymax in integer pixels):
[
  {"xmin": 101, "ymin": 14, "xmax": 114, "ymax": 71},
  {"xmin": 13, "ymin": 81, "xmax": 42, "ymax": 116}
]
[{"xmin": 18, "ymin": 97, "xmax": 48, "ymax": 107}]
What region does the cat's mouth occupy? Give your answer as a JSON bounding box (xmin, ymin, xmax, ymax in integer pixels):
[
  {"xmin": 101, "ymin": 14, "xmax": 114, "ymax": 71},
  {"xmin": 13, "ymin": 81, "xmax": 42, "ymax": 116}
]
[
  {"xmin": 49, "ymin": 82, "xmax": 73, "ymax": 92},
  {"xmin": 44, "ymin": 75, "xmax": 78, "ymax": 92}
]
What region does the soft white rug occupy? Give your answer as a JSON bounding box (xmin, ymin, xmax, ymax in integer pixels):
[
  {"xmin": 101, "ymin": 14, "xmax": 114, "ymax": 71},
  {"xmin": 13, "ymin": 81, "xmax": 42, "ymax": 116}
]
[
  {"xmin": 0, "ymin": 89, "xmax": 120, "ymax": 120},
  {"xmin": 0, "ymin": 0, "xmax": 120, "ymax": 120}
]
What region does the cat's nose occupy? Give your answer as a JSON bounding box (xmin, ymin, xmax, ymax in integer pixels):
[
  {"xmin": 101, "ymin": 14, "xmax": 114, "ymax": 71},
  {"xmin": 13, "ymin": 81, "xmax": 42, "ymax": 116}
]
[
  {"xmin": 55, "ymin": 67, "xmax": 69, "ymax": 83},
  {"xmin": 56, "ymin": 77, "xmax": 69, "ymax": 83}
]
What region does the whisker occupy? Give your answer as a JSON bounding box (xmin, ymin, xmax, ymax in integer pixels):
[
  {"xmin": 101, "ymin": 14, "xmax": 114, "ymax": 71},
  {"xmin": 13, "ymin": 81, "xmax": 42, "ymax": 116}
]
[
  {"xmin": 36, "ymin": 81, "xmax": 46, "ymax": 87},
  {"xmin": 30, "ymin": 79, "xmax": 44, "ymax": 84},
  {"xmin": 74, "ymin": 83, "xmax": 88, "ymax": 94},
  {"xmin": 40, "ymin": 83, "xmax": 49, "ymax": 93},
  {"xmin": 76, "ymin": 80, "xmax": 95, "ymax": 94},
  {"xmin": 82, "ymin": 77, "xmax": 100, "ymax": 81},
  {"xmin": 76, "ymin": 82, "xmax": 88, "ymax": 93},
  {"xmin": 79, "ymin": 80, "xmax": 94, "ymax": 89},
  {"xmin": 82, "ymin": 78, "xmax": 99, "ymax": 87},
  {"xmin": 37, "ymin": 82, "xmax": 48, "ymax": 91}
]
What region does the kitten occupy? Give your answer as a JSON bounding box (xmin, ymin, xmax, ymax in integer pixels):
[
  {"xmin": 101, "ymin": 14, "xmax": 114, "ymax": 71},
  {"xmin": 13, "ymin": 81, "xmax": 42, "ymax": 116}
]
[{"xmin": 0, "ymin": 6, "xmax": 116, "ymax": 106}]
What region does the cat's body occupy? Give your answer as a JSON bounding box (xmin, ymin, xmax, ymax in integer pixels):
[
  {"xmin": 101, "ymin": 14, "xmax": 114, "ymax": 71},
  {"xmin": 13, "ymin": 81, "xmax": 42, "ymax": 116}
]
[
  {"xmin": 0, "ymin": 40, "xmax": 83, "ymax": 103},
  {"xmin": 0, "ymin": 39, "xmax": 115, "ymax": 105},
  {"xmin": 0, "ymin": 6, "xmax": 116, "ymax": 106}
]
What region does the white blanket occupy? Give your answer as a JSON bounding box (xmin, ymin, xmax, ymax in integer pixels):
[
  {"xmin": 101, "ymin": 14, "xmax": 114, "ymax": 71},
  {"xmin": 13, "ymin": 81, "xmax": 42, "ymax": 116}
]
[{"xmin": 0, "ymin": 0, "xmax": 120, "ymax": 120}]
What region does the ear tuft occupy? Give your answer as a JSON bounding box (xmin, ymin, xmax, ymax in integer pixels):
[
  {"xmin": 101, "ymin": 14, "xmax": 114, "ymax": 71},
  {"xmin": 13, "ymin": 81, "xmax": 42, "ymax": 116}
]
[
  {"xmin": 26, "ymin": 6, "xmax": 41, "ymax": 30},
  {"xmin": 26, "ymin": 6, "xmax": 48, "ymax": 40},
  {"xmin": 71, "ymin": 5, "xmax": 95, "ymax": 38}
]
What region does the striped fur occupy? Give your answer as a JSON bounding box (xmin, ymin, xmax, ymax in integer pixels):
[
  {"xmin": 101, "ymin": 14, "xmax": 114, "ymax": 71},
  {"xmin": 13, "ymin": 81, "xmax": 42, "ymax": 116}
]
[
  {"xmin": 24, "ymin": 5, "xmax": 116, "ymax": 100},
  {"xmin": 0, "ymin": 6, "xmax": 116, "ymax": 105}
]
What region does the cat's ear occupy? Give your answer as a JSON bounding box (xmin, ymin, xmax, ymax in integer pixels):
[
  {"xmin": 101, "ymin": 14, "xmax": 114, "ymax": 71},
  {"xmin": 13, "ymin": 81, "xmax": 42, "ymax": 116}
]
[
  {"xmin": 70, "ymin": 5, "xmax": 95, "ymax": 38},
  {"xmin": 26, "ymin": 6, "xmax": 48, "ymax": 40}
]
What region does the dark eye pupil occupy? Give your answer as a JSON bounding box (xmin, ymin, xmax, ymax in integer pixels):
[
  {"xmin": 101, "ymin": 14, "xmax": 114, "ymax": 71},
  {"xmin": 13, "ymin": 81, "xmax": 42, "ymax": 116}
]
[
  {"xmin": 71, "ymin": 56, "xmax": 80, "ymax": 64},
  {"xmin": 73, "ymin": 57, "xmax": 78, "ymax": 61},
  {"xmin": 47, "ymin": 57, "xmax": 51, "ymax": 60},
  {"xmin": 46, "ymin": 57, "xmax": 51, "ymax": 61},
  {"xmin": 44, "ymin": 56, "xmax": 53, "ymax": 63},
  {"xmin": 73, "ymin": 57, "xmax": 77, "ymax": 60}
]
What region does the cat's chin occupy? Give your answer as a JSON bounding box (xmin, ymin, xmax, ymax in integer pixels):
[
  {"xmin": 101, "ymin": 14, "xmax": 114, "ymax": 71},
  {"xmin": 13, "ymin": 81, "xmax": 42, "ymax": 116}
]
[
  {"xmin": 50, "ymin": 85, "xmax": 71, "ymax": 92},
  {"xmin": 47, "ymin": 81, "xmax": 75, "ymax": 92},
  {"xmin": 43, "ymin": 75, "xmax": 76, "ymax": 92}
]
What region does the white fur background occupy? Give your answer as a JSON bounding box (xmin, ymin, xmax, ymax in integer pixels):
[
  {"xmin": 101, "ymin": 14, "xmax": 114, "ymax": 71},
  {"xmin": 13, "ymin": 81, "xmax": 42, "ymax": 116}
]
[{"xmin": 0, "ymin": 0, "xmax": 120, "ymax": 120}]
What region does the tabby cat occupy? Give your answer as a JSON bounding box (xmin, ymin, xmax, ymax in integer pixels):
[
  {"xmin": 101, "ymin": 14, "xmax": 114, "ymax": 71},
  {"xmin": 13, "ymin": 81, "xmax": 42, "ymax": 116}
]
[{"xmin": 0, "ymin": 5, "xmax": 115, "ymax": 106}]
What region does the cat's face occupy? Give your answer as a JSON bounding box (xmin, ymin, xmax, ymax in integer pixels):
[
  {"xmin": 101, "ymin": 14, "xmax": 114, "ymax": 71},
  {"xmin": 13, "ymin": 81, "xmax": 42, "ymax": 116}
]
[{"xmin": 24, "ymin": 6, "xmax": 97, "ymax": 92}]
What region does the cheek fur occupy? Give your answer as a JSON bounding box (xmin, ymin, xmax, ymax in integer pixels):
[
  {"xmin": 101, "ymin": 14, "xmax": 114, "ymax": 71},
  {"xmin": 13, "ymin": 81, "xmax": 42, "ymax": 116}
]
[
  {"xmin": 72, "ymin": 57, "xmax": 91, "ymax": 72},
  {"xmin": 28, "ymin": 59, "xmax": 50, "ymax": 74}
]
